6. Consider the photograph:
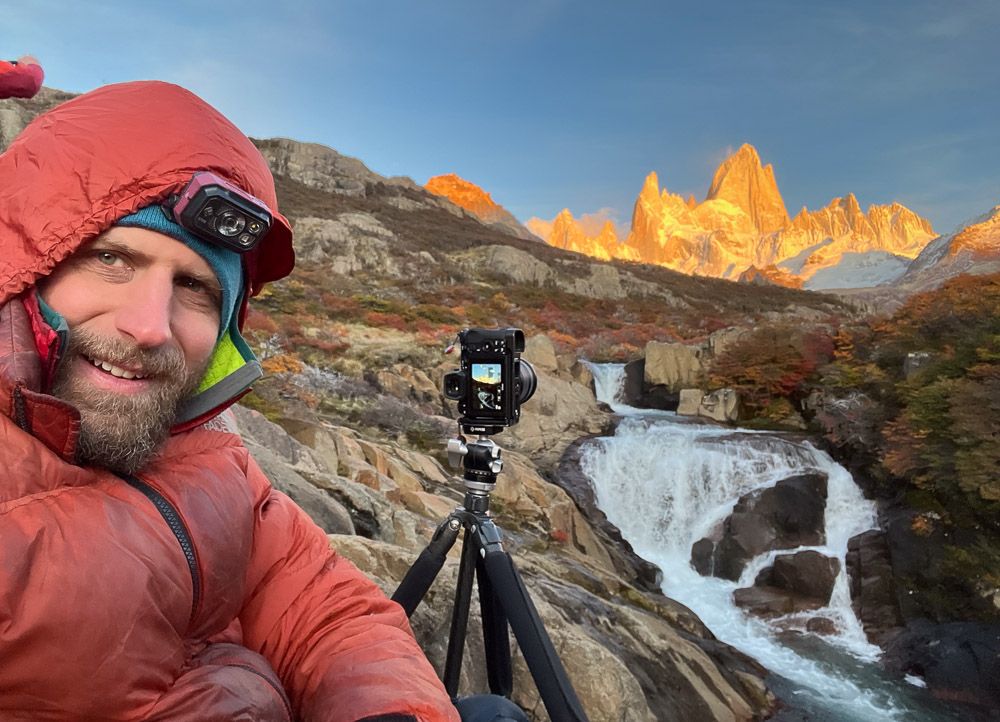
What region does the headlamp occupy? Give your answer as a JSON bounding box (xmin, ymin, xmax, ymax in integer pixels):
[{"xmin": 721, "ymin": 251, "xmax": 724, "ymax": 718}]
[{"xmin": 163, "ymin": 171, "xmax": 273, "ymax": 254}]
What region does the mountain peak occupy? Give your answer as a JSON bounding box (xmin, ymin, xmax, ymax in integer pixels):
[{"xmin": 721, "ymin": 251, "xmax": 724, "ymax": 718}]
[
  {"xmin": 425, "ymin": 173, "xmax": 539, "ymax": 242},
  {"xmin": 426, "ymin": 173, "xmax": 500, "ymax": 215},
  {"xmin": 735, "ymin": 143, "xmax": 761, "ymax": 163},
  {"xmin": 706, "ymin": 144, "xmax": 789, "ymax": 234},
  {"xmin": 640, "ymin": 172, "xmax": 661, "ymax": 200}
]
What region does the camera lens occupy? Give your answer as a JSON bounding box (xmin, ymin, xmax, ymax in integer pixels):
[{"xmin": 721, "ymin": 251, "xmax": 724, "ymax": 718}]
[
  {"xmin": 516, "ymin": 360, "xmax": 537, "ymax": 404},
  {"xmin": 217, "ymin": 210, "xmax": 247, "ymax": 237}
]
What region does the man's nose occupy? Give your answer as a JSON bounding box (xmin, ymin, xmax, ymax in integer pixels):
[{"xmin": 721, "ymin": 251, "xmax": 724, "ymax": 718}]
[{"xmin": 114, "ymin": 275, "xmax": 175, "ymax": 348}]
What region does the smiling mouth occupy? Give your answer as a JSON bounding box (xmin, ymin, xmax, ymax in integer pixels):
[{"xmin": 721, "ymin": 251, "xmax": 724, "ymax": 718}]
[{"xmin": 83, "ymin": 354, "xmax": 149, "ymax": 380}]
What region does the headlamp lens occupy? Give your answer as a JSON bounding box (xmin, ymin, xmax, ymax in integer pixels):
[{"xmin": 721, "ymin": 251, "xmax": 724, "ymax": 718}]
[{"xmin": 217, "ymin": 211, "xmax": 246, "ymax": 237}]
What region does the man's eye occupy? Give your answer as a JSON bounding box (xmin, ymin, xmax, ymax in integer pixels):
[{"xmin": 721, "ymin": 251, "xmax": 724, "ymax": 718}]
[
  {"xmin": 96, "ymin": 251, "xmax": 120, "ymax": 265},
  {"xmin": 180, "ymin": 276, "xmax": 221, "ymax": 302}
]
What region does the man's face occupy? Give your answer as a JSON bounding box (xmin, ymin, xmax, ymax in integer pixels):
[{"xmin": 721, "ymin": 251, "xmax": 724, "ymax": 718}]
[{"xmin": 39, "ymin": 226, "xmax": 223, "ymax": 473}]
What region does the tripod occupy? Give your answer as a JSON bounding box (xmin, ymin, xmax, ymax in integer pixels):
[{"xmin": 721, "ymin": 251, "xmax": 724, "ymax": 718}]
[{"xmin": 392, "ymin": 435, "xmax": 589, "ymax": 722}]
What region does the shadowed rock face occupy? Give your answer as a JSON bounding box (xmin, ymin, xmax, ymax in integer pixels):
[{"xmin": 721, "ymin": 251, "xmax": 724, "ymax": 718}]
[
  {"xmin": 846, "ymin": 529, "xmax": 904, "ymax": 645},
  {"xmin": 883, "ymin": 620, "xmax": 1000, "ymax": 721},
  {"xmin": 692, "ymin": 473, "xmax": 828, "ymax": 582}
]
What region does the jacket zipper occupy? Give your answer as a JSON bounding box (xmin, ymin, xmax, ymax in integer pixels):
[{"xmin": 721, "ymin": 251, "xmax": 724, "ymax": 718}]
[
  {"xmin": 13, "ymin": 385, "xmax": 29, "ymax": 431},
  {"xmin": 119, "ymin": 477, "xmax": 293, "ymax": 720},
  {"xmin": 119, "ymin": 474, "xmax": 201, "ymax": 627}
]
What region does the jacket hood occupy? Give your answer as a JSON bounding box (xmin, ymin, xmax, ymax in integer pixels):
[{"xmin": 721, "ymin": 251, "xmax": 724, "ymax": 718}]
[
  {"xmin": 0, "ymin": 80, "xmax": 294, "ymax": 304},
  {"xmin": 0, "ymin": 81, "xmax": 296, "ymax": 429}
]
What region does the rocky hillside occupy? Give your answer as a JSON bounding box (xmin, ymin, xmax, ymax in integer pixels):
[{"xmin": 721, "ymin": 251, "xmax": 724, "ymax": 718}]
[
  {"xmin": 895, "ymin": 205, "xmax": 1000, "ymax": 292},
  {"xmin": 528, "ymin": 144, "xmax": 936, "ymax": 290}
]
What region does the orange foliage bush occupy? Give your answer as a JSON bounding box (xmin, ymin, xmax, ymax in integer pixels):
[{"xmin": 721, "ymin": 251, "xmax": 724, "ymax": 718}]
[{"xmin": 262, "ymin": 354, "xmax": 304, "ymax": 375}]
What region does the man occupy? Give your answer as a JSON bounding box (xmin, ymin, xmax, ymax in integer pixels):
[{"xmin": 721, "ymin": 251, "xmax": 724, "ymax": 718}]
[{"xmin": 0, "ymin": 81, "xmax": 525, "ymax": 721}]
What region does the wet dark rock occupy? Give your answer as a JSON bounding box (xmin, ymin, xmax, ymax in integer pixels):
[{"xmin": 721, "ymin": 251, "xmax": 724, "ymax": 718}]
[
  {"xmin": 690, "ymin": 537, "xmax": 716, "ymax": 576},
  {"xmin": 695, "ymin": 473, "xmax": 828, "ymax": 581},
  {"xmin": 806, "ymin": 617, "xmax": 837, "ymax": 635},
  {"xmin": 737, "ymin": 551, "xmax": 839, "ymax": 621},
  {"xmin": 623, "ymin": 358, "xmax": 645, "ymax": 407},
  {"xmin": 756, "ymin": 551, "xmax": 840, "ymax": 605},
  {"xmin": 846, "ymin": 529, "xmax": 904, "ymax": 645},
  {"xmin": 621, "ymin": 357, "xmax": 678, "ymax": 411},
  {"xmin": 733, "ymin": 586, "xmax": 797, "ymax": 615},
  {"xmin": 883, "ymin": 620, "xmax": 1000, "ymax": 721}
]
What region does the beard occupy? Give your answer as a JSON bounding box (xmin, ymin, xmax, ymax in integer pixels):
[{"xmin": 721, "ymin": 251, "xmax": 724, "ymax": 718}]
[{"xmin": 50, "ymin": 328, "xmax": 207, "ymax": 475}]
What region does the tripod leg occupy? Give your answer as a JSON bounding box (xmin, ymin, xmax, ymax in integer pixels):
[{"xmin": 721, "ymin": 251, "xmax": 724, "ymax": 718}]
[
  {"xmin": 481, "ymin": 550, "xmax": 590, "ymax": 722},
  {"xmin": 443, "ymin": 527, "xmax": 479, "ymax": 697},
  {"xmin": 475, "ymin": 553, "xmax": 512, "ymax": 696},
  {"xmin": 392, "ymin": 514, "xmax": 462, "ymax": 617}
]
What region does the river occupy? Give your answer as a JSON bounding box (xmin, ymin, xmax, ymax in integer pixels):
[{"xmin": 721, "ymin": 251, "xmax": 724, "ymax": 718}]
[{"xmin": 579, "ymin": 363, "xmax": 964, "ymax": 721}]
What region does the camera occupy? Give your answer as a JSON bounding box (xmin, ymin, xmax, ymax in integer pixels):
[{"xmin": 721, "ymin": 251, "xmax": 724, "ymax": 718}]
[
  {"xmin": 163, "ymin": 171, "xmax": 273, "ymax": 254},
  {"xmin": 443, "ymin": 328, "xmax": 537, "ymax": 435}
]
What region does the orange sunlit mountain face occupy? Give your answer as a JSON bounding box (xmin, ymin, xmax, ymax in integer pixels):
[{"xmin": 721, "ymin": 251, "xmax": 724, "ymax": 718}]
[{"xmin": 424, "ymin": 146, "xmax": 938, "ymax": 290}]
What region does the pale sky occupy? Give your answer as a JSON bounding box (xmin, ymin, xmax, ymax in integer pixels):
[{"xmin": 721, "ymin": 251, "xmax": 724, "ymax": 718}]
[{"xmin": 3, "ymin": 0, "xmax": 998, "ymax": 235}]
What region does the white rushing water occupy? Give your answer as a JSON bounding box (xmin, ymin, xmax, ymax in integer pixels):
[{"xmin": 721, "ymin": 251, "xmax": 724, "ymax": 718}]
[{"xmin": 579, "ymin": 363, "xmax": 953, "ymax": 721}]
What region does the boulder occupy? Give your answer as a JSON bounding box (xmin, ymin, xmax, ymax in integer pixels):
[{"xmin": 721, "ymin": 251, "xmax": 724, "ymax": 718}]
[
  {"xmin": 644, "ymin": 341, "xmax": 704, "ymax": 391},
  {"xmin": 883, "ymin": 620, "xmax": 1000, "ymax": 719},
  {"xmin": 758, "ymin": 551, "xmax": 840, "ymax": 605},
  {"xmin": 806, "ymin": 617, "xmax": 838, "ymax": 635},
  {"xmin": 737, "ymin": 551, "xmax": 840, "ymax": 618},
  {"xmin": 231, "ymin": 407, "xmax": 356, "ymax": 535},
  {"xmin": 698, "ymin": 388, "xmax": 740, "ymax": 422},
  {"xmin": 523, "ymin": 334, "xmax": 559, "ymax": 374},
  {"xmin": 622, "ymin": 357, "xmax": 678, "ymax": 410},
  {"xmin": 690, "ymin": 538, "xmax": 716, "ymax": 577},
  {"xmin": 733, "ymin": 586, "xmax": 800, "ymax": 616},
  {"xmin": 623, "ymin": 358, "xmax": 646, "ymax": 407},
  {"xmin": 693, "ymin": 473, "xmax": 828, "ymax": 581},
  {"xmin": 676, "ymin": 388, "xmax": 740, "ymax": 422},
  {"xmin": 846, "ymin": 529, "xmax": 904, "ymax": 644},
  {"xmin": 565, "ymin": 263, "xmax": 628, "ymax": 300},
  {"xmin": 677, "ymin": 389, "xmax": 703, "ymax": 416}
]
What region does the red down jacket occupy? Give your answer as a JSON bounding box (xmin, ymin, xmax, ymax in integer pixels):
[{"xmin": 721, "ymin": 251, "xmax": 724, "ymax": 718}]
[{"xmin": 0, "ymin": 82, "xmax": 459, "ymax": 721}]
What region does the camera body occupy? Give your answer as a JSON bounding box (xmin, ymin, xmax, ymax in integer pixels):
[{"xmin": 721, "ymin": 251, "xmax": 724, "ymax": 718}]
[
  {"xmin": 165, "ymin": 171, "xmax": 273, "ymax": 254},
  {"xmin": 443, "ymin": 328, "xmax": 537, "ymax": 435}
]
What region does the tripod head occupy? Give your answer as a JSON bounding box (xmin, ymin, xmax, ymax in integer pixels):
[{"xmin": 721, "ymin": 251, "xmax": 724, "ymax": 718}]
[{"xmin": 447, "ymin": 435, "xmax": 503, "ymax": 514}]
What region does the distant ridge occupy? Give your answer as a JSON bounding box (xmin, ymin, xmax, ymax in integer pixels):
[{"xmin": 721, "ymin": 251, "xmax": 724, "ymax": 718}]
[{"xmin": 895, "ymin": 206, "xmax": 1000, "ymax": 292}]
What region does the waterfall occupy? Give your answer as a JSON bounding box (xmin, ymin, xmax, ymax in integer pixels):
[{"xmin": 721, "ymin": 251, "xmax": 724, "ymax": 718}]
[{"xmin": 579, "ymin": 363, "xmax": 961, "ymax": 721}]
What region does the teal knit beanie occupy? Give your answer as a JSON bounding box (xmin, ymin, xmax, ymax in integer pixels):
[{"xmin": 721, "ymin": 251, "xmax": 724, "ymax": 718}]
[{"xmin": 116, "ymin": 205, "xmax": 244, "ymax": 340}]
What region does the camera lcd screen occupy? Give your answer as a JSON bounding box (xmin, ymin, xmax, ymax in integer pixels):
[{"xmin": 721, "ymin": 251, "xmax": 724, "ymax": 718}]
[{"xmin": 471, "ymin": 362, "xmax": 504, "ymax": 415}]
